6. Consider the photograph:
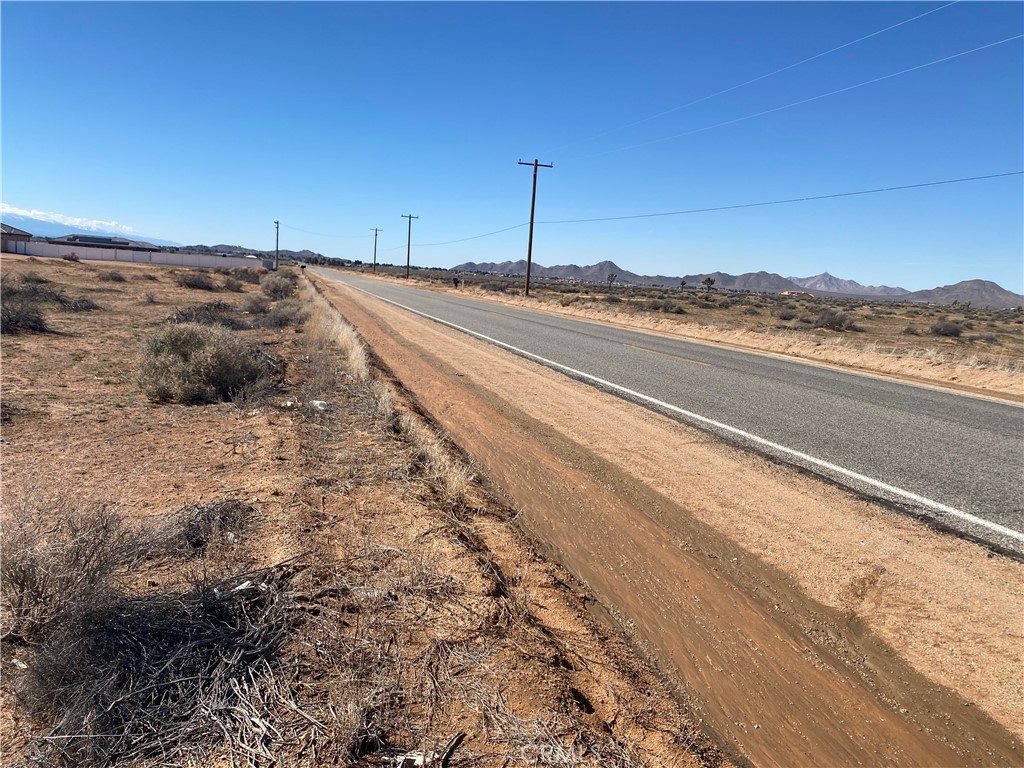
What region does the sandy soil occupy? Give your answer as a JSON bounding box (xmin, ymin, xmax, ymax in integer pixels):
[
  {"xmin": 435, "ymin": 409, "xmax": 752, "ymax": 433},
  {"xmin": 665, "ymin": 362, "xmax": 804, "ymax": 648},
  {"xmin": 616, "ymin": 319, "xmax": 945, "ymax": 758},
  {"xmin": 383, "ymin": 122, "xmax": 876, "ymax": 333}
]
[
  {"xmin": 316, "ymin": 274, "xmax": 1024, "ymax": 766},
  {"xmin": 0, "ymin": 256, "xmax": 724, "ymax": 767}
]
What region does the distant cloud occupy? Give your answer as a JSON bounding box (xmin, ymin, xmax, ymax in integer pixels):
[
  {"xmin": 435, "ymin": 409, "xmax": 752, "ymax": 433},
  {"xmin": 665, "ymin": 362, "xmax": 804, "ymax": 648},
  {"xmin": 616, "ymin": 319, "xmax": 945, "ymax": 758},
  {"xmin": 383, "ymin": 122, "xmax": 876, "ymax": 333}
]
[{"xmin": 0, "ymin": 203, "xmax": 137, "ymax": 235}]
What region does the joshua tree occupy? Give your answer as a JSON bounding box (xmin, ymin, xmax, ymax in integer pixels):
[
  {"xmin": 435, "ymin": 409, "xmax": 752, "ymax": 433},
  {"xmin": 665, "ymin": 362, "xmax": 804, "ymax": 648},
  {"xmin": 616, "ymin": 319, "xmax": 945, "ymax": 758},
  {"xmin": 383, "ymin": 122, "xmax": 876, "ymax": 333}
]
[
  {"xmin": 702, "ymin": 276, "xmax": 716, "ymax": 293},
  {"xmin": 607, "ymin": 273, "xmax": 617, "ymax": 288},
  {"xmin": 679, "ymin": 279, "xmax": 687, "ymax": 292}
]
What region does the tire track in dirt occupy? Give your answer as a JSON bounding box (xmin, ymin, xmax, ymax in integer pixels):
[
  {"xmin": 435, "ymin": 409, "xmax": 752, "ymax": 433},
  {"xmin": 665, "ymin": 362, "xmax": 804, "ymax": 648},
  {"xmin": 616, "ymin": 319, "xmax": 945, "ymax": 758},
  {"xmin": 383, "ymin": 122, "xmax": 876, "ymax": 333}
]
[{"xmin": 316, "ymin": 277, "xmax": 1022, "ymax": 767}]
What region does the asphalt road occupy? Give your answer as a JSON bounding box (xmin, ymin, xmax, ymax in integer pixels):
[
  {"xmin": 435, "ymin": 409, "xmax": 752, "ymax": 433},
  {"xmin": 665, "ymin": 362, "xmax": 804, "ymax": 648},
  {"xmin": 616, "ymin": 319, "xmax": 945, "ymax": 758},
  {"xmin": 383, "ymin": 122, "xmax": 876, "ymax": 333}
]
[{"xmin": 316, "ymin": 270, "xmax": 1024, "ymax": 554}]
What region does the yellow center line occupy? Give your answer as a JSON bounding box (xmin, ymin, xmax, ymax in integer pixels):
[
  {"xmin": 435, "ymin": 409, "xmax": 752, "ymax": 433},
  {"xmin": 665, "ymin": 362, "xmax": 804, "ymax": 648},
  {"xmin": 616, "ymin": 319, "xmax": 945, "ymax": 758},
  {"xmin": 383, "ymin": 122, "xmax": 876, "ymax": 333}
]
[{"xmin": 624, "ymin": 343, "xmax": 711, "ymax": 366}]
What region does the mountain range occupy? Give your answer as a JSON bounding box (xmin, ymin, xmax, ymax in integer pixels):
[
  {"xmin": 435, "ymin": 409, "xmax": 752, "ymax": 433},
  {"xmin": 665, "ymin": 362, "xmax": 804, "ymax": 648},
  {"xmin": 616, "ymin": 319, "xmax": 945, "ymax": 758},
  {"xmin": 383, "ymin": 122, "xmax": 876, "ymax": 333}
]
[
  {"xmin": 787, "ymin": 273, "xmax": 908, "ymax": 297},
  {"xmin": 454, "ymin": 260, "xmax": 1023, "ymax": 308},
  {"xmin": 1, "ymin": 213, "xmax": 181, "ymax": 248}
]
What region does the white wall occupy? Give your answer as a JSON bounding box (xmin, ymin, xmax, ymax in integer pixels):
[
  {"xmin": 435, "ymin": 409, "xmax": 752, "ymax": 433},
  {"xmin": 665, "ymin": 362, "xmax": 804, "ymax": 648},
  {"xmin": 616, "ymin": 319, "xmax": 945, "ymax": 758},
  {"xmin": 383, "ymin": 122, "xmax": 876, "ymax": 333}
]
[{"xmin": 18, "ymin": 241, "xmax": 275, "ymax": 270}]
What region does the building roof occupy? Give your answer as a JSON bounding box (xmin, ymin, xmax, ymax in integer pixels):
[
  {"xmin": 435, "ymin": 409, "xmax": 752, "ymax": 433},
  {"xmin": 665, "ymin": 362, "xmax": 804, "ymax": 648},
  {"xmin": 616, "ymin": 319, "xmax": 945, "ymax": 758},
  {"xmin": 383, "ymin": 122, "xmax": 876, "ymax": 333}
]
[
  {"xmin": 46, "ymin": 234, "xmax": 159, "ymax": 251},
  {"xmin": 1, "ymin": 223, "xmax": 34, "ymax": 237}
]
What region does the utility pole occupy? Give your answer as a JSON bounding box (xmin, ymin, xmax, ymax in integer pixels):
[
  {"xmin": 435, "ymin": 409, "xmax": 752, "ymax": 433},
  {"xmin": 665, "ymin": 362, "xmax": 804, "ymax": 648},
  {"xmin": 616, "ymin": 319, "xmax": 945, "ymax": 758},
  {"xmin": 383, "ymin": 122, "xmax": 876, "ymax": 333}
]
[
  {"xmin": 371, "ymin": 227, "xmax": 382, "ymax": 273},
  {"xmin": 518, "ymin": 159, "xmax": 553, "ymax": 296},
  {"xmin": 273, "ymin": 220, "xmax": 280, "ymax": 271},
  {"xmin": 401, "ymin": 214, "xmax": 418, "ymax": 279}
]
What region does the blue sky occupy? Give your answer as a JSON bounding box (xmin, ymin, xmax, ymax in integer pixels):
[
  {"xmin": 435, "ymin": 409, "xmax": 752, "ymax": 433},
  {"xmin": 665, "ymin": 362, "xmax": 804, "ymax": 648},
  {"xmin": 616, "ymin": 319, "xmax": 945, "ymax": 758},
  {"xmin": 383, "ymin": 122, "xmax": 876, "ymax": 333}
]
[{"xmin": 2, "ymin": 1, "xmax": 1021, "ymax": 291}]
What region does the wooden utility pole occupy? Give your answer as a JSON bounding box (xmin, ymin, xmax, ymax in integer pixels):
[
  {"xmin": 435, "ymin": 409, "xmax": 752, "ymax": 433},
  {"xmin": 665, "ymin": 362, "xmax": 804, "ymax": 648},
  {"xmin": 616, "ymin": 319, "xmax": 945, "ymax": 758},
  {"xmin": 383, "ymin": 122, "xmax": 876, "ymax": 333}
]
[
  {"xmin": 401, "ymin": 214, "xmax": 418, "ymax": 279},
  {"xmin": 274, "ymin": 220, "xmax": 280, "ymax": 271},
  {"xmin": 371, "ymin": 227, "xmax": 382, "ymax": 273},
  {"xmin": 518, "ymin": 159, "xmax": 553, "ymax": 296}
]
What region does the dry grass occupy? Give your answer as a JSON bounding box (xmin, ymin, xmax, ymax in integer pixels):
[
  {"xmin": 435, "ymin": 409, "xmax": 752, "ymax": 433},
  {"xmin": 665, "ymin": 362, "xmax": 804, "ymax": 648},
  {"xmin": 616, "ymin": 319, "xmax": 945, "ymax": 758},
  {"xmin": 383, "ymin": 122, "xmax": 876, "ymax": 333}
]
[
  {"xmin": 306, "ymin": 286, "xmax": 371, "ymax": 383},
  {"xmin": 0, "ymin": 258, "xmax": 723, "ymax": 768}
]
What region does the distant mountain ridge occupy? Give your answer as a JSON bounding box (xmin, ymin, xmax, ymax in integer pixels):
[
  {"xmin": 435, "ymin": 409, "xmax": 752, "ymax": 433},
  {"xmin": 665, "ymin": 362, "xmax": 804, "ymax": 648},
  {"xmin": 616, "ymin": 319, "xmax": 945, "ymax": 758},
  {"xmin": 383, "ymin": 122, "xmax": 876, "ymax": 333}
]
[
  {"xmin": 900, "ymin": 280, "xmax": 1023, "ymax": 308},
  {"xmin": 454, "ymin": 260, "xmax": 1022, "ymax": 307},
  {"xmin": 787, "ymin": 272, "xmax": 909, "ymax": 297},
  {"xmin": 454, "ymin": 260, "xmax": 804, "ymax": 291},
  {"xmin": 1, "ymin": 213, "xmax": 181, "ymax": 248},
  {"xmin": 183, "ymin": 243, "xmax": 326, "ymax": 262}
]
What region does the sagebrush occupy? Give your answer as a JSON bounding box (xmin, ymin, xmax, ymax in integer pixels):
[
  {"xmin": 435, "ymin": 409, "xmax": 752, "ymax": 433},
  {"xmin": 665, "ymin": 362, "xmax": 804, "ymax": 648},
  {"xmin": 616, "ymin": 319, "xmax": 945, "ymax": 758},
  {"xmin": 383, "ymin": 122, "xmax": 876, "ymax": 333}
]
[{"xmin": 137, "ymin": 322, "xmax": 275, "ymax": 403}]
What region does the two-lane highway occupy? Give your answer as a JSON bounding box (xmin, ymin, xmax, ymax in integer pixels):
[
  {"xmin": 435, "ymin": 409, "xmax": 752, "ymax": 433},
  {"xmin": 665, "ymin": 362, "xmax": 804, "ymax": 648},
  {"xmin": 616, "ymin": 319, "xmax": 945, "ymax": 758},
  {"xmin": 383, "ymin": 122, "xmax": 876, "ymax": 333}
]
[{"xmin": 316, "ymin": 269, "xmax": 1024, "ymax": 553}]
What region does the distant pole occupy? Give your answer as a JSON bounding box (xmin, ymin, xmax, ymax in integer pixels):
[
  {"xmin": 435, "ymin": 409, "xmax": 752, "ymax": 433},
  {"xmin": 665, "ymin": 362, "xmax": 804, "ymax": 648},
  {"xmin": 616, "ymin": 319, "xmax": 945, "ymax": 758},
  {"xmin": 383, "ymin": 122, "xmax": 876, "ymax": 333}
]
[
  {"xmin": 273, "ymin": 220, "xmax": 279, "ymax": 270},
  {"xmin": 518, "ymin": 159, "xmax": 553, "ymax": 296},
  {"xmin": 401, "ymin": 214, "xmax": 418, "ymax": 279},
  {"xmin": 372, "ymin": 227, "xmax": 382, "ymax": 273}
]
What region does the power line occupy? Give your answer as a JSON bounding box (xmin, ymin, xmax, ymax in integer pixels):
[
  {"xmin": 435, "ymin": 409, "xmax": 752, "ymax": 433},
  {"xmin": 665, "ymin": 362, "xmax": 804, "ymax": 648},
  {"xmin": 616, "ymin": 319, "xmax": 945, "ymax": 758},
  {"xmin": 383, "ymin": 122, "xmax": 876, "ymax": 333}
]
[
  {"xmin": 535, "ymin": 171, "xmax": 1023, "ymax": 225},
  {"xmin": 369, "ymin": 170, "xmax": 1020, "ymax": 252},
  {"xmin": 581, "ymin": 33, "xmax": 1024, "ymax": 159},
  {"xmin": 562, "ymin": 0, "xmax": 961, "ymax": 151},
  {"xmin": 278, "ymin": 224, "xmax": 370, "ymax": 239},
  {"xmin": 414, "ymin": 222, "xmax": 529, "ymax": 247},
  {"xmin": 378, "ymin": 222, "xmax": 529, "ymax": 252}
]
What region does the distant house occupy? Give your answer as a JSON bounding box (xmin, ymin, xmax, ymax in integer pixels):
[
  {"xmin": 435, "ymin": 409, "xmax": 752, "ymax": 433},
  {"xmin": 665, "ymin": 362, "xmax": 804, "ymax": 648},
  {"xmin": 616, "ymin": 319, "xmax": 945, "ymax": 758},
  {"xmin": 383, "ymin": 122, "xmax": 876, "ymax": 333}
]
[
  {"xmin": 778, "ymin": 290, "xmax": 814, "ymax": 298},
  {"xmin": 46, "ymin": 234, "xmax": 159, "ymax": 252},
  {"xmin": 1, "ymin": 223, "xmax": 33, "ymax": 254}
]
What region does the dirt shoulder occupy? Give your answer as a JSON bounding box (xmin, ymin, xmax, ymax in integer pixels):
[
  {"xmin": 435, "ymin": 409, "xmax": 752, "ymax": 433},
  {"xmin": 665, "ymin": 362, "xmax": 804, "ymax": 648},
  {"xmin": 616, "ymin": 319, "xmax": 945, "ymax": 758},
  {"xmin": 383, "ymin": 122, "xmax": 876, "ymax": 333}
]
[
  {"xmin": 339, "ymin": 269, "xmax": 1024, "ymax": 403},
  {"xmin": 316, "ymin": 274, "xmax": 1024, "ymax": 766},
  {"xmin": 1, "ymin": 256, "xmax": 722, "ymax": 767}
]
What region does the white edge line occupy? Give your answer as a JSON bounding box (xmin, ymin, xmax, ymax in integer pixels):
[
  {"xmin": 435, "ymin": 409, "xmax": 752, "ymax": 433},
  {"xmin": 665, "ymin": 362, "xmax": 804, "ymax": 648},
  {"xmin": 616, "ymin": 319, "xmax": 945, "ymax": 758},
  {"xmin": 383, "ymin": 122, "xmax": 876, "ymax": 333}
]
[{"xmin": 340, "ymin": 279, "xmax": 1024, "ymax": 545}]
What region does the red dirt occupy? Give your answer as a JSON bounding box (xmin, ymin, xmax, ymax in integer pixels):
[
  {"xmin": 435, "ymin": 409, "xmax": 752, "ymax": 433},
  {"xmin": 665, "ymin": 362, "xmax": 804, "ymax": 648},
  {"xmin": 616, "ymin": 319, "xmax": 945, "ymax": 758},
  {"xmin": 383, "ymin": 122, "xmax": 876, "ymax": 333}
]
[{"xmin": 316, "ymin": 274, "xmax": 1023, "ymax": 767}]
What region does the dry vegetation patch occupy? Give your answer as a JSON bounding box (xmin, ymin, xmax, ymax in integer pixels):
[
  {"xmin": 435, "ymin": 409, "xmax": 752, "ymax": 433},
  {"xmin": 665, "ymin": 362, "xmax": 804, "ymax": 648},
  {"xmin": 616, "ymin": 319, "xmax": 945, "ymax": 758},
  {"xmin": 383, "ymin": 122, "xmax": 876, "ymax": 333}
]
[{"xmin": 1, "ymin": 257, "xmax": 718, "ymax": 767}]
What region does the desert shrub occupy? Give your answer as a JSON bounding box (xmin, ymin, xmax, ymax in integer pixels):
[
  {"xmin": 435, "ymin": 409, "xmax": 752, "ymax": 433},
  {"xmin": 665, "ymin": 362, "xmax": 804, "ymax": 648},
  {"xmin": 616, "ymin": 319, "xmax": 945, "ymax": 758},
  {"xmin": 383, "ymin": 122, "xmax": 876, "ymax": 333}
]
[
  {"xmin": 742, "ymin": 306, "xmax": 760, "ymax": 316},
  {"xmin": 61, "ymin": 253, "xmax": 81, "ymax": 262},
  {"xmin": 559, "ymin": 295, "xmax": 579, "ymax": 307},
  {"xmin": 970, "ymin": 333, "xmax": 1000, "ymax": 344},
  {"xmin": 241, "ymin": 294, "xmax": 271, "ymax": 315},
  {"xmin": 175, "ymin": 271, "xmax": 218, "ymax": 291},
  {"xmin": 778, "ymin": 309, "xmax": 797, "ymax": 321},
  {"xmin": 1, "ymin": 494, "xmax": 146, "ymax": 644},
  {"xmin": 213, "ymin": 266, "xmax": 232, "ymax": 275},
  {"xmin": 258, "ymin": 299, "xmax": 309, "ymax": 328},
  {"xmin": 222, "ymin": 277, "xmax": 243, "ymax": 292},
  {"xmin": 232, "ymin": 269, "xmax": 264, "ymax": 285},
  {"xmin": 479, "ymin": 280, "xmax": 511, "ymax": 293},
  {"xmin": 3, "ymin": 496, "xmax": 343, "ymax": 768},
  {"xmin": 259, "ymin": 273, "xmax": 295, "ymax": 299},
  {"xmin": 160, "ymin": 499, "xmax": 259, "ymax": 553},
  {"xmin": 142, "ymin": 291, "xmax": 159, "ymax": 304},
  {"xmin": 602, "ymin": 295, "xmax": 621, "ymax": 304},
  {"xmin": 812, "ymin": 309, "xmax": 860, "ymax": 331},
  {"xmin": 16, "ymin": 567, "xmax": 297, "ymax": 767},
  {"xmin": 137, "ymin": 323, "xmax": 273, "ymax": 404},
  {"xmin": 3, "ymin": 281, "xmax": 61, "ymax": 304},
  {"xmin": 2, "ymin": 280, "xmax": 99, "ymax": 313},
  {"xmin": 166, "ymin": 301, "xmax": 249, "ymax": 330},
  {"xmin": 0, "ymin": 300, "xmax": 48, "ymax": 334},
  {"xmin": 902, "ymin": 325, "xmax": 922, "ymax": 336},
  {"xmin": 97, "ymin": 270, "xmax": 126, "ymax": 283},
  {"xmin": 135, "ymin": 272, "xmax": 159, "ymax": 281},
  {"xmin": 62, "ymin": 296, "xmax": 102, "ymax": 312},
  {"xmin": 20, "ymin": 271, "xmax": 50, "ymax": 285},
  {"xmin": 930, "ymin": 320, "xmax": 963, "ymax": 338}
]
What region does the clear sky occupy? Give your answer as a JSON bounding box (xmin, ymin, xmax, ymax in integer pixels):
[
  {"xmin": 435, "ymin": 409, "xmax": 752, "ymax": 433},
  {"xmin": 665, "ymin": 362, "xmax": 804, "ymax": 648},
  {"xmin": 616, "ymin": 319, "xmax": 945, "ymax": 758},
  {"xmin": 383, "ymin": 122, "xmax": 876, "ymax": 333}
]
[{"xmin": 2, "ymin": 1, "xmax": 1021, "ymax": 291}]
